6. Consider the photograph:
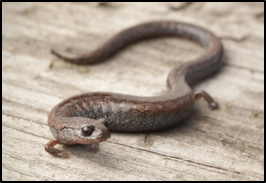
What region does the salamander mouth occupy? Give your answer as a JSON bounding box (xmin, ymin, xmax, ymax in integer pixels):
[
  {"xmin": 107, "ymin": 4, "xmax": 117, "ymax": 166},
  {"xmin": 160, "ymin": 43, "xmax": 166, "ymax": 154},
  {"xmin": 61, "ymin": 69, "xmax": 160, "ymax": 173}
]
[
  {"xmin": 103, "ymin": 130, "xmax": 111, "ymax": 139},
  {"xmin": 94, "ymin": 130, "xmax": 111, "ymax": 143}
]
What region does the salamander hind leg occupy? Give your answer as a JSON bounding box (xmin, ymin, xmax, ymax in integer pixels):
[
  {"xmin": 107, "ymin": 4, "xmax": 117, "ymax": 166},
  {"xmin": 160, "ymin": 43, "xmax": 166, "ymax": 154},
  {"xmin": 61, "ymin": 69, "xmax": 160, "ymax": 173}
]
[
  {"xmin": 45, "ymin": 140, "xmax": 69, "ymax": 158},
  {"xmin": 194, "ymin": 90, "xmax": 219, "ymax": 110}
]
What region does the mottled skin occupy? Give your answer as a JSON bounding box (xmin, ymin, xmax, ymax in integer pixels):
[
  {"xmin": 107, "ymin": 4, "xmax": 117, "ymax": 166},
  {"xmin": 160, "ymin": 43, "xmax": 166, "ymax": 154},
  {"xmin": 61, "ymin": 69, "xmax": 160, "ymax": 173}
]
[{"xmin": 45, "ymin": 21, "xmax": 223, "ymax": 158}]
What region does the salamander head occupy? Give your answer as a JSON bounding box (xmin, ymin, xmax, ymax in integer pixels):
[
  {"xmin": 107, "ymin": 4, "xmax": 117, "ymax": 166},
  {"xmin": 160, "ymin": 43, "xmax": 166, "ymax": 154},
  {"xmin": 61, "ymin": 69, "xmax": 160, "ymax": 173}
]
[{"xmin": 56, "ymin": 118, "xmax": 111, "ymax": 145}]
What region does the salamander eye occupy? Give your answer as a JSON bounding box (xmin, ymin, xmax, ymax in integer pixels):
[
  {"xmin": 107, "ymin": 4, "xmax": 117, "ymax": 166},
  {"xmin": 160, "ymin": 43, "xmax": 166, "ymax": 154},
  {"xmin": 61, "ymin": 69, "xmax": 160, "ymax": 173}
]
[{"xmin": 81, "ymin": 126, "xmax": 95, "ymax": 136}]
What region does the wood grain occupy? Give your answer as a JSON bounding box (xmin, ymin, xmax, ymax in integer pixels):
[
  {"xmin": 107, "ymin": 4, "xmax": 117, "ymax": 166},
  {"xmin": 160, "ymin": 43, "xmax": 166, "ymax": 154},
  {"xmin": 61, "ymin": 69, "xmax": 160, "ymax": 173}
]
[{"xmin": 2, "ymin": 2, "xmax": 264, "ymax": 181}]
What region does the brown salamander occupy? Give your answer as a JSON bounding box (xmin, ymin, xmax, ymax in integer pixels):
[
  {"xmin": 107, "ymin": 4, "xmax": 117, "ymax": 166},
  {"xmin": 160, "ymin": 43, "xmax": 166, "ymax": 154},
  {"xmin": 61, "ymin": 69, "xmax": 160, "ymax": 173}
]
[{"xmin": 45, "ymin": 21, "xmax": 223, "ymax": 158}]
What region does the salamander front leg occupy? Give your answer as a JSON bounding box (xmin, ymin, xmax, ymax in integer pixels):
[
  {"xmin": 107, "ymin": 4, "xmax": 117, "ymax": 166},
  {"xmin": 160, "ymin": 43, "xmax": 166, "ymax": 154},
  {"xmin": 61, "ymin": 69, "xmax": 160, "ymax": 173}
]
[
  {"xmin": 87, "ymin": 144, "xmax": 99, "ymax": 152},
  {"xmin": 45, "ymin": 140, "xmax": 69, "ymax": 158},
  {"xmin": 195, "ymin": 90, "xmax": 219, "ymax": 110}
]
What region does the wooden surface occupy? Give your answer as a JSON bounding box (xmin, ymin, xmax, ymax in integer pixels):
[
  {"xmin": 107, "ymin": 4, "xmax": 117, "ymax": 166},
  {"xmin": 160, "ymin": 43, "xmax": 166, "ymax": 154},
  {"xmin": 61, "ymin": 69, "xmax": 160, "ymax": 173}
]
[{"xmin": 2, "ymin": 2, "xmax": 264, "ymax": 181}]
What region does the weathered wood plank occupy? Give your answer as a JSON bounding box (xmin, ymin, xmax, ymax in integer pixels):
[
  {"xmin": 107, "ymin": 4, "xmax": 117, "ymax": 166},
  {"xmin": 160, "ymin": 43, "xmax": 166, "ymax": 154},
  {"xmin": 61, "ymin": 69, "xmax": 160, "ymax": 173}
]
[{"xmin": 2, "ymin": 2, "xmax": 264, "ymax": 181}]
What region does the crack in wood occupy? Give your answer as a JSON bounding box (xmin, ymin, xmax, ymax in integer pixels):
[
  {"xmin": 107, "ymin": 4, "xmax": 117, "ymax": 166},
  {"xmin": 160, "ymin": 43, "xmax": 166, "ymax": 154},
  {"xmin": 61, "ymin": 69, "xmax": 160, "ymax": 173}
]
[
  {"xmin": 2, "ymin": 123, "xmax": 50, "ymax": 140},
  {"xmin": 2, "ymin": 97, "xmax": 49, "ymax": 115},
  {"xmin": 3, "ymin": 166, "xmax": 40, "ymax": 180},
  {"xmin": 2, "ymin": 154, "xmax": 56, "ymax": 181},
  {"xmin": 2, "ymin": 110, "xmax": 47, "ymax": 127},
  {"xmin": 221, "ymin": 35, "xmax": 248, "ymax": 42},
  {"xmin": 107, "ymin": 141, "xmax": 242, "ymax": 175},
  {"xmin": 224, "ymin": 63, "xmax": 264, "ymax": 74},
  {"xmin": 168, "ymin": 2, "xmax": 194, "ymax": 11}
]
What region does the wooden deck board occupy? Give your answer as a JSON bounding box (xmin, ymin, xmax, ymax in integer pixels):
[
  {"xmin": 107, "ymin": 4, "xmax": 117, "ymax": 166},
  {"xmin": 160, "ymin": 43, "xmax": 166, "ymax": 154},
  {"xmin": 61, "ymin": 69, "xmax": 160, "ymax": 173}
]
[{"xmin": 2, "ymin": 2, "xmax": 264, "ymax": 181}]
